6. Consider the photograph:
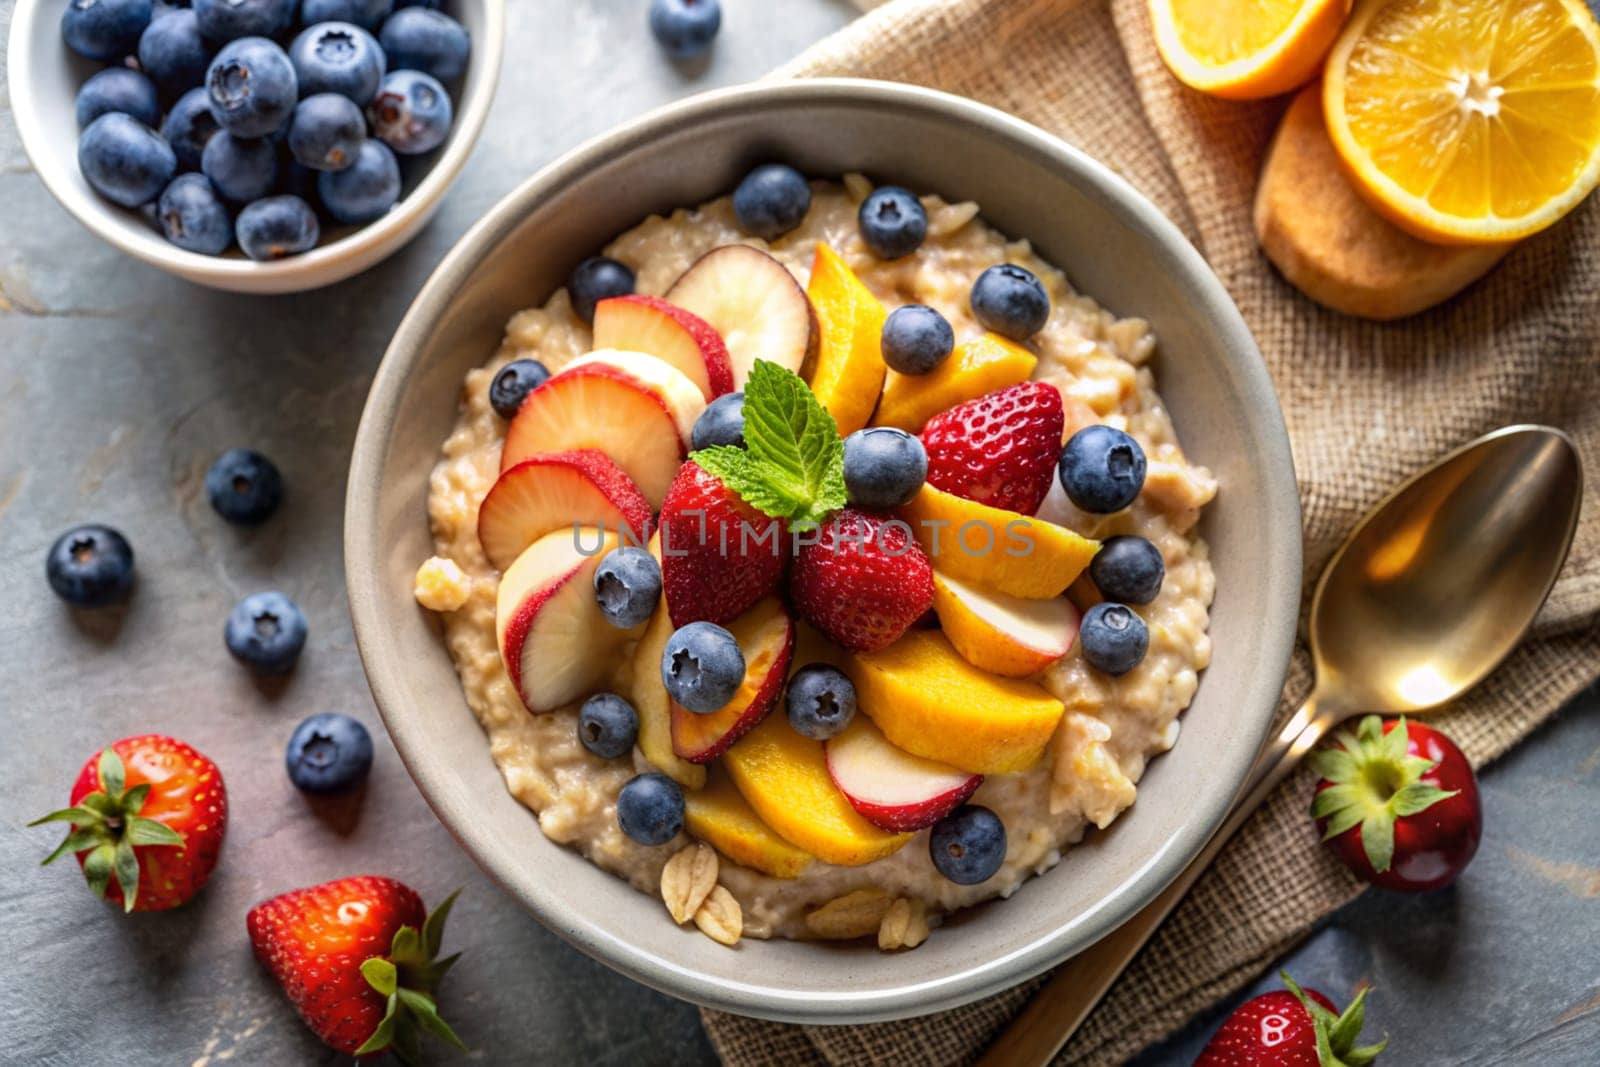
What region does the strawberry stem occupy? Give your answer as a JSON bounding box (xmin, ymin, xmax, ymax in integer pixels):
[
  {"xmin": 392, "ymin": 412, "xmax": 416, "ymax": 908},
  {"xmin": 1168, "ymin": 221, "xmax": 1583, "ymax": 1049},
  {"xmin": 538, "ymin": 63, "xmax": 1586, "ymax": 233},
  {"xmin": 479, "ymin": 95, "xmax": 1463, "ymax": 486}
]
[
  {"xmin": 1308, "ymin": 716, "xmax": 1457, "ymax": 873},
  {"xmin": 354, "ymin": 889, "xmax": 467, "ymax": 1058}
]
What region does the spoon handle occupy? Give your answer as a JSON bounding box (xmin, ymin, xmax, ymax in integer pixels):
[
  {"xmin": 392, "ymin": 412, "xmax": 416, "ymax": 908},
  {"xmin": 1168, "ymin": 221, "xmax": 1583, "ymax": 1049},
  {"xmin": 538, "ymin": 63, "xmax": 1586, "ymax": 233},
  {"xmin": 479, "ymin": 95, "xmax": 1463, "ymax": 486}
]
[{"xmin": 975, "ymin": 695, "xmax": 1348, "ymax": 1067}]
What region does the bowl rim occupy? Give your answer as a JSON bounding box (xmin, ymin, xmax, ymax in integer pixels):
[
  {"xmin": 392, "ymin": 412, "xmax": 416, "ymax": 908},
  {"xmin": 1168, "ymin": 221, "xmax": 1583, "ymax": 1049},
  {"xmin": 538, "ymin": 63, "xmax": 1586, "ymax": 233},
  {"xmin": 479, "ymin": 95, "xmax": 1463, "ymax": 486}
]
[
  {"xmin": 5, "ymin": 0, "xmax": 506, "ymax": 291},
  {"xmin": 346, "ymin": 77, "xmax": 1302, "ymax": 1023}
]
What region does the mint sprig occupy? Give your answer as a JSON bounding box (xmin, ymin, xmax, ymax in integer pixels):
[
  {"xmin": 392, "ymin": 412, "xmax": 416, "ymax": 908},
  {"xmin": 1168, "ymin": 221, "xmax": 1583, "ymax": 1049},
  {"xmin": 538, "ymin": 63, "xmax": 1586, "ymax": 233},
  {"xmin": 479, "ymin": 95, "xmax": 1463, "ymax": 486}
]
[{"xmin": 691, "ymin": 360, "xmax": 846, "ymax": 528}]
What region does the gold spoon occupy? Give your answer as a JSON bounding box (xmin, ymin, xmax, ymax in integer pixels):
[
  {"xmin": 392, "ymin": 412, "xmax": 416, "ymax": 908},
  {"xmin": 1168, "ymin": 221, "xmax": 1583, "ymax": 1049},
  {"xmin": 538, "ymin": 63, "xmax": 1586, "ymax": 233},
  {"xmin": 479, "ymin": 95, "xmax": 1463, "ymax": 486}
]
[{"xmin": 980, "ymin": 424, "xmax": 1583, "ymax": 1067}]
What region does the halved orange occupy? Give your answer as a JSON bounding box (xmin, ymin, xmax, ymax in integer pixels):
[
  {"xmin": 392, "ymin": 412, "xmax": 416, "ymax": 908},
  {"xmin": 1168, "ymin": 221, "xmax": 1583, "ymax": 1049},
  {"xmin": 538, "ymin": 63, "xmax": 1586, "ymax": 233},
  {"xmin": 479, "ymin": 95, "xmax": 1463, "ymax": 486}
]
[
  {"xmin": 1324, "ymin": 0, "xmax": 1600, "ymax": 244},
  {"xmin": 1148, "ymin": 0, "xmax": 1353, "ymax": 100}
]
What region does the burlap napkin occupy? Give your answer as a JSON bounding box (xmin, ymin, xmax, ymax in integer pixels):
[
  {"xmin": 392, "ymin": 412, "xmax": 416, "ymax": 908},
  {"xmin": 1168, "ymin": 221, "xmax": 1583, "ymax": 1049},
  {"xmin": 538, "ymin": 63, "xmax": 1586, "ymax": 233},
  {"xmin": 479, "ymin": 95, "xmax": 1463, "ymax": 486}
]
[{"xmin": 701, "ymin": 1, "xmax": 1600, "ymax": 1063}]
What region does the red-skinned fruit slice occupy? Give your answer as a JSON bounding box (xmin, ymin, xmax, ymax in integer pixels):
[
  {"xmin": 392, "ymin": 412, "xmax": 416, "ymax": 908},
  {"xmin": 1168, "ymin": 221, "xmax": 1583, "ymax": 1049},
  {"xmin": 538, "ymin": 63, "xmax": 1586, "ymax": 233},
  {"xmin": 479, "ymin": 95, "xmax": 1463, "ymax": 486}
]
[
  {"xmin": 477, "ymin": 450, "xmax": 653, "ymax": 572},
  {"xmin": 670, "ymin": 597, "xmax": 795, "ymax": 763},
  {"xmin": 1311, "ymin": 715, "xmax": 1481, "ymax": 893},
  {"xmin": 825, "ymin": 716, "xmax": 983, "ymax": 832},
  {"xmin": 31, "ymin": 736, "xmax": 227, "ymax": 912},
  {"xmin": 1196, "ymin": 972, "xmax": 1386, "ymax": 1067},
  {"xmin": 665, "ymin": 245, "xmax": 818, "ymax": 388},
  {"xmin": 500, "ymin": 350, "xmax": 703, "ymax": 508},
  {"xmin": 592, "ymin": 294, "xmax": 735, "ymax": 400},
  {"xmin": 496, "ymin": 527, "xmax": 639, "ymax": 713},
  {"xmin": 247, "ymin": 877, "xmax": 465, "ymax": 1059},
  {"xmin": 659, "ymin": 460, "xmax": 787, "ymax": 627}
]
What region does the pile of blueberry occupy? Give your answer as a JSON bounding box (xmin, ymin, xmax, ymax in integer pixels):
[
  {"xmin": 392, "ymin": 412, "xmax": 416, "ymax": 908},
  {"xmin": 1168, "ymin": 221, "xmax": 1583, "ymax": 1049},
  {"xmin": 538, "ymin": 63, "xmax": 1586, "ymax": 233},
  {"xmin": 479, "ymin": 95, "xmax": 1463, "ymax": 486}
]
[
  {"xmin": 46, "ymin": 445, "xmax": 375, "ymax": 795},
  {"xmin": 63, "ymin": 0, "xmax": 470, "ymax": 261}
]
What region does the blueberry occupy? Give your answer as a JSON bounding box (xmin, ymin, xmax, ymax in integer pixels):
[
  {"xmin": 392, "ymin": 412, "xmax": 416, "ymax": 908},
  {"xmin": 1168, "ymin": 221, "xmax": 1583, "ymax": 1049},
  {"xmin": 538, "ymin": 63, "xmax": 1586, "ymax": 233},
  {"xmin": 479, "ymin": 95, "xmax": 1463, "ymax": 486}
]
[
  {"xmin": 616, "ymin": 773, "xmax": 685, "ymax": 846},
  {"xmin": 45, "ymin": 524, "xmax": 135, "ymax": 607},
  {"xmin": 285, "ymin": 712, "xmax": 373, "ymax": 792},
  {"xmin": 366, "ymin": 68, "xmax": 452, "ymax": 155},
  {"xmin": 300, "ymin": 0, "xmax": 393, "ymax": 32},
  {"xmin": 567, "ymin": 256, "xmax": 635, "ymax": 324},
  {"xmin": 661, "ymin": 622, "xmax": 744, "ymax": 714},
  {"xmin": 578, "ymin": 693, "xmax": 640, "ymax": 760},
  {"xmin": 138, "ymin": 9, "xmax": 212, "ymax": 92},
  {"xmin": 192, "ymin": 0, "xmax": 293, "ymax": 42},
  {"xmin": 62, "ymin": 0, "xmax": 153, "ymax": 61},
  {"xmin": 971, "ymin": 263, "xmax": 1049, "ymax": 341},
  {"xmin": 648, "ymin": 0, "xmax": 720, "ymax": 61},
  {"xmin": 157, "ymin": 173, "xmax": 233, "ymax": 253},
  {"xmin": 236, "ymin": 194, "xmax": 319, "ymax": 259},
  {"xmin": 880, "ymin": 304, "xmax": 953, "ymax": 376},
  {"xmin": 1058, "ymin": 425, "xmax": 1146, "ymax": 514},
  {"xmin": 162, "ymin": 87, "xmax": 221, "ymax": 170},
  {"xmin": 75, "ymin": 69, "xmax": 161, "ymax": 131},
  {"xmin": 78, "ymin": 113, "xmax": 177, "ymax": 208},
  {"xmin": 379, "ymin": 7, "xmax": 470, "ymax": 81},
  {"xmin": 316, "ymin": 139, "xmax": 399, "ymax": 223},
  {"xmin": 488, "ymin": 358, "xmax": 550, "ymax": 419},
  {"xmin": 225, "ymin": 590, "xmax": 307, "ymax": 673},
  {"xmin": 287, "ymin": 93, "xmax": 364, "ymax": 171},
  {"xmin": 732, "ymin": 163, "xmax": 810, "ymax": 241},
  {"xmin": 843, "ymin": 427, "xmax": 926, "ymax": 509},
  {"xmin": 784, "ymin": 664, "xmax": 856, "ymax": 740},
  {"xmin": 202, "ymin": 132, "xmax": 278, "ymax": 202},
  {"xmin": 289, "ymin": 22, "xmax": 386, "ymax": 105},
  {"xmin": 593, "ymin": 548, "xmax": 662, "ymax": 630},
  {"xmin": 929, "ymin": 805, "xmax": 1007, "ymax": 885},
  {"xmin": 1079, "ymin": 602, "xmax": 1149, "ymax": 675},
  {"xmin": 858, "ymin": 186, "xmax": 926, "ymax": 260},
  {"xmin": 690, "ymin": 391, "xmax": 745, "ymax": 450},
  {"xmin": 1088, "ymin": 536, "xmax": 1164, "ymax": 605},
  {"xmin": 205, "ymin": 447, "xmax": 283, "ymax": 523},
  {"xmin": 207, "ymin": 37, "xmax": 298, "ymax": 138}
]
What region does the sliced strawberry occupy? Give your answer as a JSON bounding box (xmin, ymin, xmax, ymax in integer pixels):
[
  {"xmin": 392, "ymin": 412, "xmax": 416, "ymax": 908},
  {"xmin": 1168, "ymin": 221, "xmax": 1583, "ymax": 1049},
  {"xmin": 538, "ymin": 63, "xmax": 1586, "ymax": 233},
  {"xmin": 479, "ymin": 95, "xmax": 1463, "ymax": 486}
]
[
  {"xmin": 921, "ymin": 381, "xmax": 1064, "ymax": 515},
  {"xmin": 659, "ymin": 460, "xmax": 787, "ymax": 627},
  {"xmin": 248, "ymin": 876, "xmax": 464, "ymax": 1059},
  {"xmin": 477, "ymin": 450, "xmax": 653, "ymax": 572},
  {"xmin": 32, "ymin": 736, "xmax": 227, "ymax": 912},
  {"xmin": 1196, "ymin": 973, "xmax": 1385, "ymax": 1067},
  {"xmin": 789, "ymin": 508, "xmax": 933, "ymax": 653}
]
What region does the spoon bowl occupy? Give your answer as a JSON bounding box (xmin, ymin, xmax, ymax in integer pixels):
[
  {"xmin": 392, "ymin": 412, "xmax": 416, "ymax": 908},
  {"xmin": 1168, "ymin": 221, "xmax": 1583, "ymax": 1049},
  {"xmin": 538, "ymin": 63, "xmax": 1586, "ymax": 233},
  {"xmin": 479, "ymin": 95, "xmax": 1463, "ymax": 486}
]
[{"xmin": 1310, "ymin": 425, "xmax": 1583, "ymax": 715}]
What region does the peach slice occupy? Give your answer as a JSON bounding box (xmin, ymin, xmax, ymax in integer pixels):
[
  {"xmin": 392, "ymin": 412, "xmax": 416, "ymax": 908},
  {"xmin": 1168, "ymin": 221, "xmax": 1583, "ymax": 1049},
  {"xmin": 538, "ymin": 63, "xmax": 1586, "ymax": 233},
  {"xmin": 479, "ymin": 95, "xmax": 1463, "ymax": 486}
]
[
  {"xmin": 723, "ymin": 713, "xmax": 911, "ymax": 867},
  {"xmin": 592, "ymin": 294, "xmax": 736, "ymax": 400},
  {"xmin": 666, "ymin": 245, "xmax": 817, "ymax": 387},
  {"xmin": 873, "ymin": 333, "xmax": 1037, "ymax": 433},
  {"xmin": 684, "ymin": 768, "xmax": 813, "ymax": 879},
  {"xmin": 930, "ymin": 570, "xmax": 1080, "ymax": 677},
  {"xmin": 825, "ymin": 716, "xmax": 982, "ymax": 832},
  {"xmin": 477, "ymin": 450, "xmax": 653, "ymax": 572},
  {"xmin": 496, "ymin": 526, "xmax": 637, "ymax": 714},
  {"xmin": 670, "ymin": 597, "xmax": 795, "ymax": 763},
  {"xmin": 898, "ymin": 482, "xmax": 1099, "ymax": 599},
  {"xmin": 848, "ymin": 630, "xmax": 1065, "ymax": 775},
  {"xmin": 501, "ymin": 349, "xmax": 705, "ymax": 508},
  {"xmin": 805, "ymin": 243, "xmax": 887, "ymax": 435}
]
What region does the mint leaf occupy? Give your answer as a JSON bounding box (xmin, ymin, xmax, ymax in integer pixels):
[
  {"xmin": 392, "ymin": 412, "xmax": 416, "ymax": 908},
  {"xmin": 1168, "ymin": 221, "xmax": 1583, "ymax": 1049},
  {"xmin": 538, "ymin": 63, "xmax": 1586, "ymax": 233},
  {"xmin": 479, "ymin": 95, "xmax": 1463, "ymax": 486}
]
[{"xmin": 690, "ymin": 360, "xmax": 846, "ymax": 526}]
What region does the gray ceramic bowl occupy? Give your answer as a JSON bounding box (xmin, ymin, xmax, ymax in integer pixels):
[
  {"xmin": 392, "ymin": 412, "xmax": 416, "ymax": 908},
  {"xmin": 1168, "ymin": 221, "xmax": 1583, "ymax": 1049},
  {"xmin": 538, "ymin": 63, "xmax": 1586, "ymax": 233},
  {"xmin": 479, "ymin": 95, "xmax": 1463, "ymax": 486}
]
[{"xmin": 346, "ymin": 79, "xmax": 1300, "ymax": 1024}]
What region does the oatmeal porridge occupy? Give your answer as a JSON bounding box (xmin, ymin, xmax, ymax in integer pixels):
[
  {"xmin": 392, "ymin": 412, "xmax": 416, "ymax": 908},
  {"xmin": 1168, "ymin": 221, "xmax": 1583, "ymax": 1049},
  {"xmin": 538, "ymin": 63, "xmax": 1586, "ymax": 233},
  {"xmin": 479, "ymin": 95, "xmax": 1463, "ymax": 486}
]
[{"xmin": 420, "ymin": 170, "xmax": 1216, "ymax": 946}]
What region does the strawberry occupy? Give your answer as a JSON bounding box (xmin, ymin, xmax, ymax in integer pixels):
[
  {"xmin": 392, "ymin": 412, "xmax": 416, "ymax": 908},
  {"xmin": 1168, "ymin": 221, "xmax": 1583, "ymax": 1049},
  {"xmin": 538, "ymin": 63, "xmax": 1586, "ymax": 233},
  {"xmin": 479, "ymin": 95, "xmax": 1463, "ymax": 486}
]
[
  {"xmin": 921, "ymin": 381, "xmax": 1064, "ymax": 515},
  {"xmin": 789, "ymin": 508, "xmax": 933, "ymax": 652},
  {"xmin": 248, "ymin": 876, "xmax": 464, "ymax": 1061},
  {"xmin": 660, "ymin": 460, "xmax": 787, "ymax": 626},
  {"xmin": 32, "ymin": 735, "xmax": 227, "ymax": 912},
  {"xmin": 1197, "ymin": 973, "xmax": 1385, "ymax": 1066}
]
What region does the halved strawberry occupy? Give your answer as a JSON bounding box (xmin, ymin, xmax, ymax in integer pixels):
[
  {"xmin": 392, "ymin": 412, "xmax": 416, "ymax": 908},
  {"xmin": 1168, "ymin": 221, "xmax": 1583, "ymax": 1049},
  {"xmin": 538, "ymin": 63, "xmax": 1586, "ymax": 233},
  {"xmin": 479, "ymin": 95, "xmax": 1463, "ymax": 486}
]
[
  {"xmin": 921, "ymin": 381, "xmax": 1064, "ymax": 515},
  {"xmin": 477, "ymin": 450, "xmax": 653, "ymax": 572},
  {"xmin": 789, "ymin": 508, "xmax": 933, "ymax": 652},
  {"xmin": 659, "ymin": 460, "xmax": 788, "ymax": 627},
  {"xmin": 32, "ymin": 736, "xmax": 227, "ymax": 912},
  {"xmin": 248, "ymin": 876, "xmax": 464, "ymax": 1060}
]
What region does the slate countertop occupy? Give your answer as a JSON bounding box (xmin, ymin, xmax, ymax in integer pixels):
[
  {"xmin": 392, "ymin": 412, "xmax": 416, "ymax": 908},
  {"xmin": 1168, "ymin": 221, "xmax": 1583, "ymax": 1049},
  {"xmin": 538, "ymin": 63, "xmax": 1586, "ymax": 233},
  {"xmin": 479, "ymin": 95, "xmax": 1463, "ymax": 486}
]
[{"xmin": 2, "ymin": 1, "xmax": 1594, "ymax": 1063}]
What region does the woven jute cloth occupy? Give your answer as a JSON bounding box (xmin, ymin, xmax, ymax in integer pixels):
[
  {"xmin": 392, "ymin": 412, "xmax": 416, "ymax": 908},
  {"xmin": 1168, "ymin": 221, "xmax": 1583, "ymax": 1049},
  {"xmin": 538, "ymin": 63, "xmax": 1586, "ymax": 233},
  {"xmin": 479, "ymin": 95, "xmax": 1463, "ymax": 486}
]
[{"xmin": 701, "ymin": 1, "xmax": 1600, "ymax": 1063}]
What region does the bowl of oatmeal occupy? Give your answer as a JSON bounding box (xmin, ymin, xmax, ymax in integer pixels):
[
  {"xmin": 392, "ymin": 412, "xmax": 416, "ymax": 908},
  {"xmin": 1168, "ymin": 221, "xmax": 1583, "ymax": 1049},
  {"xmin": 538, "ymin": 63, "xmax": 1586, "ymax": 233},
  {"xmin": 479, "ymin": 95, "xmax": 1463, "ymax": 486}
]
[{"xmin": 347, "ymin": 79, "xmax": 1300, "ymax": 1022}]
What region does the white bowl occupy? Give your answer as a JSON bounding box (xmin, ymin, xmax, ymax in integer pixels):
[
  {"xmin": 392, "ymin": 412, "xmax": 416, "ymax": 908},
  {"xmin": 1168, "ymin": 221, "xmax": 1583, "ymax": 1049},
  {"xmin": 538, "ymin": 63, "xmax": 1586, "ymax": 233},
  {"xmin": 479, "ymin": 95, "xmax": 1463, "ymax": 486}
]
[{"xmin": 6, "ymin": 0, "xmax": 504, "ymax": 294}]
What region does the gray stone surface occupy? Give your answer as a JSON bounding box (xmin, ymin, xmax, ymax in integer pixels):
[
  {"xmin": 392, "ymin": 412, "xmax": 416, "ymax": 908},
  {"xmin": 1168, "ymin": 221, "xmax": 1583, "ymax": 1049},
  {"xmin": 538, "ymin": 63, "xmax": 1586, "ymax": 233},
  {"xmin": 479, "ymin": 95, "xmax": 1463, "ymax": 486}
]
[{"xmin": 1, "ymin": 1, "xmax": 1595, "ymax": 1064}]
